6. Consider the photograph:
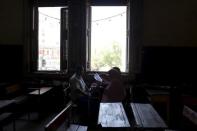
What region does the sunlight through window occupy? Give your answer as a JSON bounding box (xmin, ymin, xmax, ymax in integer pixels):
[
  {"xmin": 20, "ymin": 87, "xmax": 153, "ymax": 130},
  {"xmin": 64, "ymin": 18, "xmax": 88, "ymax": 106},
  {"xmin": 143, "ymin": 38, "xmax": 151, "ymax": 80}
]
[
  {"xmin": 38, "ymin": 7, "xmax": 61, "ymax": 71},
  {"xmin": 90, "ymin": 6, "xmax": 127, "ymax": 72}
]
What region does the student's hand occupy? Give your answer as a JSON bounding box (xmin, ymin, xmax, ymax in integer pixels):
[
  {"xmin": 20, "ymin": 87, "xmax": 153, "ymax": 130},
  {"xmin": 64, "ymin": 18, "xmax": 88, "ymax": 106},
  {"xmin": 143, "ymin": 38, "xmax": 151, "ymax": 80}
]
[
  {"xmin": 101, "ymin": 81, "xmax": 110, "ymax": 88},
  {"xmin": 90, "ymin": 82, "xmax": 98, "ymax": 88}
]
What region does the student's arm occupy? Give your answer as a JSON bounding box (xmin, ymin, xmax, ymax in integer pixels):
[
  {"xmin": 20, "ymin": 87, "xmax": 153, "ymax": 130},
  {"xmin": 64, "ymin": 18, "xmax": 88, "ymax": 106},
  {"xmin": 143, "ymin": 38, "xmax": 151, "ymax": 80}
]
[
  {"xmin": 75, "ymin": 82, "xmax": 89, "ymax": 96},
  {"xmin": 70, "ymin": 78, "xmax": 88, "ymax": 96}
]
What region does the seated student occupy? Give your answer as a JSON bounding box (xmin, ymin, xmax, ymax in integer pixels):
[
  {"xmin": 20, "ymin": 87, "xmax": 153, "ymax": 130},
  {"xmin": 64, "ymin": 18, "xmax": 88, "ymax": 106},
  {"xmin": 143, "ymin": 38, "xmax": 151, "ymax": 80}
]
[
  {"xmin": 69, "ymin": 65, "xmax": 90, "ymax": 103},
  {"xmin": 101, "ymin": 67, "xmax": 126, "ymax": 102},
  {"xmin": 69, "ymin": 65, "xmax": 99, "ymax": 124}
]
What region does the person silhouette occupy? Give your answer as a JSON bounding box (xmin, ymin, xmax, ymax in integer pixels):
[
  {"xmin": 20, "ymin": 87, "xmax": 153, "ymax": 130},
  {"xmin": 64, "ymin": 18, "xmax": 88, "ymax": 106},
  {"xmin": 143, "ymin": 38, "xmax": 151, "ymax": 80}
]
[
  {"xmin": 102, "ymin": 67, "xmax": 126, "ymax": 102},
  {"xmin": 69, "ymin": 65, "xmax": 90, "ymax": 103},
  {"xmin": 69, "ymin": 65, "xmax": 99, "ymax": 124}
]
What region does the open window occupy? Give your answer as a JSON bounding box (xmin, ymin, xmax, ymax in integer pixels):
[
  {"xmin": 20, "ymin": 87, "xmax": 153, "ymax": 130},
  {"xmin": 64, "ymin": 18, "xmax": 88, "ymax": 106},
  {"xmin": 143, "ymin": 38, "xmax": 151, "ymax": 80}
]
[
  {"xmin": 32, "ymin": 6, "xmax": 68, "ymax": 73},
  {"xmin": 86, "ymin": 5, "xmax": 129, "ymax": 73}
]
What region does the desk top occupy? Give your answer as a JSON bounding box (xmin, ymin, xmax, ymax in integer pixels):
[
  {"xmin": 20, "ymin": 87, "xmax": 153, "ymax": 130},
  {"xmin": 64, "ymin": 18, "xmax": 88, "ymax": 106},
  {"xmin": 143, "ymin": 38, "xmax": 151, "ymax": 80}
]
[
  {"xmin": 29, "ymin": 87, "xmax": 53, "ymax": 95},
  {"xmin": 131, "ymin": 103, "xmax": 167, "ymax": 128},
  {"xmin": 98, "ymin": 102, "xmax": 130, "ymax": 128}
]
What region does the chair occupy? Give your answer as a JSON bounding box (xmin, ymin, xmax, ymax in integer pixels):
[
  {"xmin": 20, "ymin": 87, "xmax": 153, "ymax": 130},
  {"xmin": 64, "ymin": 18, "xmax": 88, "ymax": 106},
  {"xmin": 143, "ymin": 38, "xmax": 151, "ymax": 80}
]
[{"xmin": 44, "ymin": 101, "xmax": 87, "ymax": 131}]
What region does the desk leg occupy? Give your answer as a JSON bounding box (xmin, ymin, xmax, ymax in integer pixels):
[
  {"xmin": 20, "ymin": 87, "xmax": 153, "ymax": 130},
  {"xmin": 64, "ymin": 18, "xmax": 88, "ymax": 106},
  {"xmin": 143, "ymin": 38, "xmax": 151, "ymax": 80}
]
[{"xmin": 167, "ymin": 101, "xmax": 170, "ymax": 125}]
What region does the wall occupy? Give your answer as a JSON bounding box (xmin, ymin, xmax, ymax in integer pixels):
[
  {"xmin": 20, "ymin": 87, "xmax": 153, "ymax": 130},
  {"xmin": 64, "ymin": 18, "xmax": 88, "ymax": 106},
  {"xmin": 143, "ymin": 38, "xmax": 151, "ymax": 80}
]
[
  {"xmin": 1, "ymin": 0, "xmax": 197, "ymax": 81},
  {"xmin": 140, "ymin": 0, "xmax": 197, "ymax": 85},
  {"xmin": 0, "ymin": 0, "xmax": 23, "ymax": 45},
  {"xmin": 0, "ymin": 45, "xmax": 23, "ymax": 82},
  {"xmin": 144, "ymin": 0, "xmax": 197, "ymax": 46},
  {"xmin": 0, "ymin": 0, "xmax": 24, "ymax": 82}
]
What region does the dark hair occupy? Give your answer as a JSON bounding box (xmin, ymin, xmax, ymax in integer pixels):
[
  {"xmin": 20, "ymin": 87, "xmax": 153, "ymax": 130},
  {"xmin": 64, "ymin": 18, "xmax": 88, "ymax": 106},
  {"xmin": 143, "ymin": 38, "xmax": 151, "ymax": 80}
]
[
  {"xmin": 112, "ymin": 67, "xmax": 121, "ymax": 73},
  {"xmin": 108, "ymin": 68, "xmax": 119, "ymax": 77}
]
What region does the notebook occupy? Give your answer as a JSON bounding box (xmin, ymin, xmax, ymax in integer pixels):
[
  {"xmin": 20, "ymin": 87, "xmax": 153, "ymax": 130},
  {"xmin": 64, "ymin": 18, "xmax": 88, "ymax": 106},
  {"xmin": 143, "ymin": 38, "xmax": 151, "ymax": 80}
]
[{"xmin": 94, "ymin": 73, "xmax": 103, "ymax": 83}]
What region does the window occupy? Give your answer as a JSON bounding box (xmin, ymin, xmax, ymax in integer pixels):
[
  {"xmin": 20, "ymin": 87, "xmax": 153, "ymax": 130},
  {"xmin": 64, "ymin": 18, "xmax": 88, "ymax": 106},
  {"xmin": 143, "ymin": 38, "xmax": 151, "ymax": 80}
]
[
  {"xmin": 38, "ymin": 7, "xmax": 61, "ymax": 71},
  {"xmin": 87, "ymin": 6, "xmax": 129, "ymax": 72},
  {"xmin": 32, "ymin": 6, "xmax": 68, "ymax": 73}
]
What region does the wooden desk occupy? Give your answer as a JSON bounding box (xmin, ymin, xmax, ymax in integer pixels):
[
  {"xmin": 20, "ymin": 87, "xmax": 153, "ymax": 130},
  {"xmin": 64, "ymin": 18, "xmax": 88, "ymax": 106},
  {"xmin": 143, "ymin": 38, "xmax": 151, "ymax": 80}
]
[
  {"xmin": 98, "ymin": 102, "xmax": 130, "ymax": 128},
  {"xmin": 146, "ymin": 89, "xmax": 170, "ymax": 103},
  {"xmin": 28, "ymin": 87, "xmax": 53, "ymax": 119},
  {"xmin": 29, "ymin": 87, "xmax": 53, "ymax": 95},
  {"xmin": 182, "ymin": 95, "xmax": 197, "ymax": 106},
  {"xmin": 0, "ymin": 100, "xmax": 15, "ymax": 112},
  {"xmin": 131, "ymin": 103, "xmax": 167, "ymax": 129},
  {"xmin": 146, "ymin": 89, "xmax": 170, "ymax": 123}
]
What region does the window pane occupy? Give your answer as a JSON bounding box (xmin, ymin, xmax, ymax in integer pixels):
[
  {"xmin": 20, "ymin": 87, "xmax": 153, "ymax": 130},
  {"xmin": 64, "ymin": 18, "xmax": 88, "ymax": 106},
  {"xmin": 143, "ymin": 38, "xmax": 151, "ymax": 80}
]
[
  {"xmin": 38, "ymin": 7, "xmax": 61, "ymax": 71},
  {"xmin": 91, "ymin": 6, "xmax": 127, "ymax": 72}
]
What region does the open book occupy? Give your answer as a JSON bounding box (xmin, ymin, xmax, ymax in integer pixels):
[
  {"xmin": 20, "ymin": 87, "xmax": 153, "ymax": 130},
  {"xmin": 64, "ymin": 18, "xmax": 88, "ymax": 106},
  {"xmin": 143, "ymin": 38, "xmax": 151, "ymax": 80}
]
[{"xmin": 93, "ymin": 73, "xmax": 103, "ymax": 83}]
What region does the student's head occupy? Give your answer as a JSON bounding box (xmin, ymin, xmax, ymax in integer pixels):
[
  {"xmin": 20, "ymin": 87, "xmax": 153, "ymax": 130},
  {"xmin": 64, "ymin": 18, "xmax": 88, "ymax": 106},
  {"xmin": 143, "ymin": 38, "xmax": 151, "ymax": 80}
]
[
  {"xmin": 108, "ymin": 68, "xmax": 119, "ymax": 79},
  {"xmin": 112, "ymin": 67, "xmax": 121, "ymax": 74},
  {"xmin": 75, "ymin": 65, "xmax": 84, "ymax": 76}
]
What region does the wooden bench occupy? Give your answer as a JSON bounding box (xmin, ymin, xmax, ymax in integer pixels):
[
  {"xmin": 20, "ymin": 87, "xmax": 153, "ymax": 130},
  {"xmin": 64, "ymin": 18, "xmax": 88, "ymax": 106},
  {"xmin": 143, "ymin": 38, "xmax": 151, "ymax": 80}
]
[
  {"xmin": 183, "ymin": 105, "xmax": 197, "ymax": 126},
  {"xmin": 45, "ymin": 101, "xmax": 87, "ymax": 131},
  {"xmin": 131, "ymin": 103, "xmax": 167, "ymax": 130},
  {"xmin": 0, "ymin": 113, "xmax": 16, "ymax": 131},
  {"xmin": 0, "ymin": 100, "xmax": 16, "ymax": 131}
]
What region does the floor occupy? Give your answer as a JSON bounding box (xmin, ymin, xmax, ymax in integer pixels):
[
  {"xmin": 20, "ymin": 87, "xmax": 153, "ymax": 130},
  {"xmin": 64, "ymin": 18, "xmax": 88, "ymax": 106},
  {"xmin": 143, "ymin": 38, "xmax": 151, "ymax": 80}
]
[
  {"xmin": 3, "ymin": 112, "xmax": 65, "ymax": 131},
  {"xmin": 2, "ymin": 111, "xmax": 99, "ymax": 131}
]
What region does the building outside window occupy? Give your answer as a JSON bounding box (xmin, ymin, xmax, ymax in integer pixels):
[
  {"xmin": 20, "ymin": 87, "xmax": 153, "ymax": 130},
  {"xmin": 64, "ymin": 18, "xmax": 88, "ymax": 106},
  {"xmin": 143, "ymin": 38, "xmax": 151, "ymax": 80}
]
[
  {"xmin": 32, "ymin": 6, "xmax": 68, "ymax": 73},
  {"xmin": 38, "ymin": 7, "xmax": 61, "ymax": 71}
]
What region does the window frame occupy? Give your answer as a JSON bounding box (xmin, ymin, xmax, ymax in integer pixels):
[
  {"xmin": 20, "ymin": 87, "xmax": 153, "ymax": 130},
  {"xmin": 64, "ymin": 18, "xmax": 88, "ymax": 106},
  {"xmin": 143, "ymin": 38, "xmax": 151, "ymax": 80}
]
[
  {"xmin": 86, "ymin": 4, "xmax": 130, "ymax": 73},
  {"xmin": 31, "ymin": 5, "xmax": 68, "ymax": 75}
]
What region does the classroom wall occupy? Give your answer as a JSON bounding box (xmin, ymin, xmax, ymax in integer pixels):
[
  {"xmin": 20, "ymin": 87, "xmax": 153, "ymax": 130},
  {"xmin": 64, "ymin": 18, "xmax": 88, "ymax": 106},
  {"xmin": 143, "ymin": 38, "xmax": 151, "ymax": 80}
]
[
  {"xmin": 0, "ymin": 0, "xmax": 197, "ymax": 82},
  {"xmin": 144, "ymin": 0, "xmax": 197, "ymax": 47},
  {"xmin": 0, "ymin": 0, "xmax": 23, "ymax": 45},
  {"xmin": 1, "ymin": 0, "xmax": 196, "ymax": 46},
  {"xmin": 140, "ymin": 0, "xmax": 197, "ymax": 84}
]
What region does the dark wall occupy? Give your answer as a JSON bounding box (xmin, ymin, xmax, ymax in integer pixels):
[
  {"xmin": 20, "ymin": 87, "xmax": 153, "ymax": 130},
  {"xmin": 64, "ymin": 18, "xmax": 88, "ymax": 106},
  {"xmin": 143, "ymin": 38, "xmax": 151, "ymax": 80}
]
[
  {"xmin": 0, "ymin": 45, "xmax": 23, "ymax": 82},
  {"xmin": 139, "ymin": 46, "xmax": 197, "ymax": 85},
  {"xmin": 0, "ymin": 0, "xmax": 197, "ymax": 82},
  {"xmin": 0, "ymin": 0, "xmax": 23, "ymax": 45},
  {"xmin": 144, "ymin": 0, "xmax": 197, "ymax": 47}
]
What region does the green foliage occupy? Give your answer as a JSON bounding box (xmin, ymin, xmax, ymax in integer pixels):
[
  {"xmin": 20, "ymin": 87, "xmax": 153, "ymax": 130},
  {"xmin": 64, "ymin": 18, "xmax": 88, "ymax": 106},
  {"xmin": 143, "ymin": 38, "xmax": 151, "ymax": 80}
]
[{"xmin": 91, "ymin": 42, "xmax": 122, "ymax": 71}]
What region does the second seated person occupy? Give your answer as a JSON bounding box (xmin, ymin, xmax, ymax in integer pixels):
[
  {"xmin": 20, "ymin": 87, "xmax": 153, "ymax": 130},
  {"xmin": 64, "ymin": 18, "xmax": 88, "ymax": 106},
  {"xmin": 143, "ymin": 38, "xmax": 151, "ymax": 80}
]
[{"xmin": 101, "ymin": 67, "xmax": 126, "ymax": 102}]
